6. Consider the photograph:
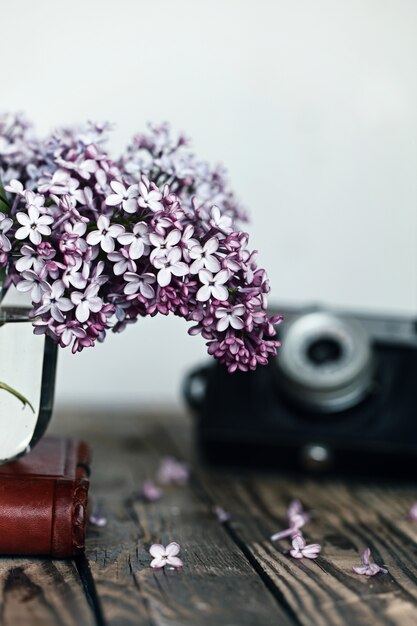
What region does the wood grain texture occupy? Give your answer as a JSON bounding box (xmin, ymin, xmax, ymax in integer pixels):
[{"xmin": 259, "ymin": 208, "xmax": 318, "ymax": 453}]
[
  {"xmin": 23, "ymin": 408, "xmax": 417, "ymax": 626},
  {"xmin": 202, "ymin": 474, "xmax": 417, "ymax": 626},
  {"xmin": 54, "ymin": 411, "xmax": 290, "ymax": 626},
  {"xmin": 0, "ymin": 558, "xmax": 94, "ymax": 626}
]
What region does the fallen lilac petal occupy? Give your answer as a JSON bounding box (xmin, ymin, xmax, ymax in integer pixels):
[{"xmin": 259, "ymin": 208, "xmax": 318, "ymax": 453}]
[
  {"xmin": 214, "ymin": 506, "xmax": 231, "ymax": 523},
  {"xmin": 301, "ymin": 543, "xmax": 322, "ymax": 559},
  {"xmin": 140, "ymin": 480, "xmax": 163, "ymax": 502},
  {"xmin": 352, "ymin": 547, "xmax": 388, "ymax": 576},
  {"xmin": 271, "ymin": 500, "xmax": 309, "ymax": 542},
  {"xmin": 287, "ymin": 500, "xmax": 310, "ymax": 525},
  {"xmin": 408, "ymin": 502, "xmax": 417, "ymax": 521},
  {"xmin": 288, "ymin": 499, "xmax": 303, "ymax": 519},
  {"xmin": 89, "ymin": 505, "xmax": 108, "ymax": 528},
  {"xmin": 270, "ymin": 527, "xmax": 294, "ymax": 541},
  {"xmin": 289, "ymin": 534, "xmax": 321, "ymax": 560},
  {"xmin": 157, "ymin": 457, "xmax": 190, "ymax": 485}
]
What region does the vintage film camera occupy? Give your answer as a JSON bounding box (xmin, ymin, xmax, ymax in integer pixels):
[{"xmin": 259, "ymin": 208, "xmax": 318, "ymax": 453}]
[{"xmin": 184, "ymin": 305, "xmax": 417, "ymax": 477}]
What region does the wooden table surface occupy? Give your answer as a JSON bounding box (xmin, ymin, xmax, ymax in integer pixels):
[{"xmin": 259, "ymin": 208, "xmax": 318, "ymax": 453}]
[{"xmin": 1, "ymin": 409, "xmax": 417, "ymax": 626}]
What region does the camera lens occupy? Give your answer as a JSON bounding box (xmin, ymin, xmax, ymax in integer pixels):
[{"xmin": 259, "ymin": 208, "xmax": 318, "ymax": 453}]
[
  {"xmin": 276, "ymin": 311, "xmax": 374, "ymax": 413},
  {"xmin": 307, "ymin": 337, "xmax": 343, "ymax": 366}
]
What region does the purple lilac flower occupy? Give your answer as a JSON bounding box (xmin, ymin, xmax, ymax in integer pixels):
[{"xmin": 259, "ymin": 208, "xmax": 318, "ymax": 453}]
[{"xmin": 0, "ymin": 113, "xmax": 280, "ymax": 372}]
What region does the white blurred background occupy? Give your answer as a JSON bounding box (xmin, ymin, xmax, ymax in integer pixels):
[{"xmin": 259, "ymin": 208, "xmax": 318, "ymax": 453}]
[{"xmin": 1, "ymin": 0, "xmax": 416, "ymax": 410}]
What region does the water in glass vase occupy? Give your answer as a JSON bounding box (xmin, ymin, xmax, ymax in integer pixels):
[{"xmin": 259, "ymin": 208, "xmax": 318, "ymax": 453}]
[{"xmin": 0, "ymin": 307, "xmax": 57, "ymax": 464}]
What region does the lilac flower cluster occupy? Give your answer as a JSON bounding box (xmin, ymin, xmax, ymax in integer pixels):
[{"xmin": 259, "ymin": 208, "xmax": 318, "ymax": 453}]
[
  {"xmin": 0, "ymin": 113, "xmax": 281, "ymax": 371},
  {"xmin": 0, "ymin": 112, "xmax": 40, "ymax": 186},
  {"xmin": 119, "ymin": 122, "xmax": 247, "ymax": 224}
]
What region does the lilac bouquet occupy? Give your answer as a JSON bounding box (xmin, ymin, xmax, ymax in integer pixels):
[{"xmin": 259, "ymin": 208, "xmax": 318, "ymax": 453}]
[{"xmin": 0, "ymin": 113, "xmax": 280, "ymax": 372}]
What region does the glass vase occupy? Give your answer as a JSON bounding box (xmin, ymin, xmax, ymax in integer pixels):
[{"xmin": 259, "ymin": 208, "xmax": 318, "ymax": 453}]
[{"xmin": 0, "ymin": 303, "xmax": 58, "ymax": 464}]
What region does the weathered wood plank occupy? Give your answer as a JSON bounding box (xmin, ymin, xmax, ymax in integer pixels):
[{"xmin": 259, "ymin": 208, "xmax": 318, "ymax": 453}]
[
  {"xmin": 0, "ymin": 558, "xmax": 94, "ymax": 626},
  {"xmin": 49, "ymin": 409, "xmax": 417, "ymax": 626},
  {"xmin": 202, "ymin": 473, "xmax": 417, "ymax": 626},
  {"xmin": 53, "ymin": 411, "xmax": 292, "ymax": 626}
]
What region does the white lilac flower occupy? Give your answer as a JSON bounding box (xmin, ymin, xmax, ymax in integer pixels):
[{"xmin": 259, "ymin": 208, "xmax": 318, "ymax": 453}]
[
  {"xmin": 38, "ymin": 170, "xmax": 79, "ymax": 195},
  {"xmin": 4, "ymin": 179, "xmax": 24, "ymax": 195},
  {"xmin": 117, "ymin": 222, "xmax": 149, "ymax": 259},
  {"xmin": 35, "ymin": 280, "xmax": 74, "ymax": 322},
  {"xmin": 65, "ymin": 221, "xmax": 87, "ymax": 239},
  {"xmin": 179, "ymin": 224, "xmax": 198, "ymax": 262},
  {"xmin": 16, "ymin": 269, "xmax": 49, "ymax": 303},
  {"xmin": 210, "ymin": 205, "xmax": 233, "ymax": 234},
  {"xmin": 123, "ymin": 272, "xmax": 156, "ymax": 299},
  {"xmin": 0, "ymin": 213, "xmax": 13, "ymax": 252},
  {"xmin": 70, "ymin": 284, "xmax": 103, "ymax": 323},
  {"xmin": 189, "ymin": 237, "xmax": 220, "ymax": 274},
  {"xmin": 149, "ymin": 229, "xmax": 181, "ymax": 262},
  {"xmin": 105, "ymin": 181, "xmax": 139, "ymax": 214},
  {"xmin": 86, "ymin": 215, "xmax": 124, "ymax": 253},
  {"xmin": 24, "ymin": 190, "xmax": 46, "ymax": 213},
  {"xmin": 153, "ymin": 248, "xmax": 189, "ymax": 287},
  {"xmin": 62, "ymin": 260, "xmax": 89, "ymax": 290},
  {"xmin": 15, "ymin": 205, "xmax": 53, "ymax": 245},
  {"xmin": 15, "ymin": 244, "xmax": 41, "ymax": 272},
  {"xmin": 196, "ymin": 269, "xmax": 230, "ymax": 302},
  {"xmin": 138, "ymin": 176, "xmax": 163, "ymax": 212},
  {"xmin": 56, "ymin": 321, "xmax": 87, "ymax": 347},
  {"xmin": 108, "ymin": 248, "xmax": 136, "ymax": 275},
  {"xmin": 215, "ymin": 304, "xmax": 245, "ymax": 331},
  {"xmin": 57, "ymin": 157, "xmax": 98, "ymax": 181},
  {"xmin": 149, "ymin": 542, "xmax": 183, "ymax": 569}
]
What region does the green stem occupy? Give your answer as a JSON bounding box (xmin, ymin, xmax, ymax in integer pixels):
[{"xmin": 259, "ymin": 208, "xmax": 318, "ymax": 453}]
[
  {"xmin": 0, "ymin": 179, "xmax": 9, "ymax": 214},
  {"xmin": 0, "ymin": 382, "xmax": 35, "ymax": 413}
]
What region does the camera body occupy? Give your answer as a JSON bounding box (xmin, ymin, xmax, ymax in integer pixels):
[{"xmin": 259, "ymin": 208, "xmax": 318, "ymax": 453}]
[{"xmin": 184, "ymin": 305, "xmax": 417, "ymax": 477}]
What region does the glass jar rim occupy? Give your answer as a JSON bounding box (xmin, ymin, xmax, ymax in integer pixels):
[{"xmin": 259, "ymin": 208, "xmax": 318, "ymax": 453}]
[{"xmin": 0, "ymin": 306, "xmax": 33, "ymax": 324}]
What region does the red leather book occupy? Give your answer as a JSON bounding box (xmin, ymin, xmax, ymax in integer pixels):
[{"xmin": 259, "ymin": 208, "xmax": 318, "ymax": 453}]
[{"xmin": 0, "ymin": 437, "xmax": 91, "ymax": 557}]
